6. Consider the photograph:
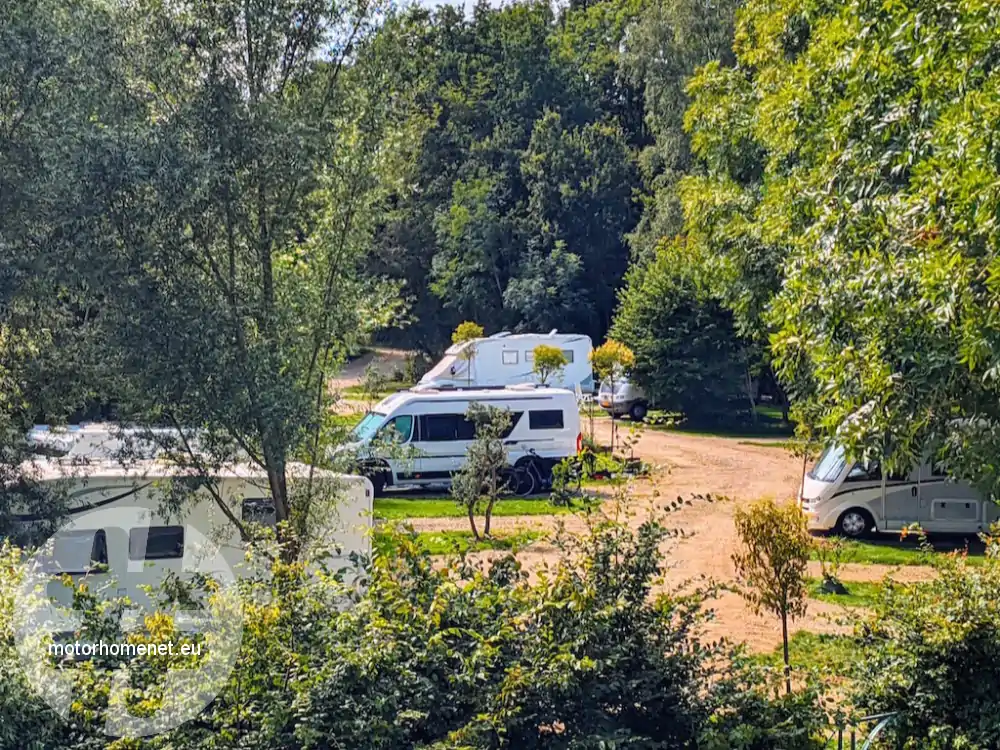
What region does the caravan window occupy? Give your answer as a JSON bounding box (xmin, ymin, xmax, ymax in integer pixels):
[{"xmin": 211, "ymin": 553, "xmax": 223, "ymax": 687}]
[
  {"xmin": 40, "ymin": 529, "xmax": 109, "ymax": 574},
  {"xmin": 528, "ymin": 410, "xmax": 564, "ymax": 430},
  {"xmin": 242, "ymin": 498, "xmax": 276, "ymax": 526},
  {"xmin": 561, "ymin": 349, "xmax": 574, "ymax": 363},
  {"xmin": 502, "ymin": 351, "xmax": 518, "ymax": 365},
  {"xmin": 525, "ymin": 350, "xmax": 534, "ymax": 362},
  {"xmin": 129, "ymin": 526, "xmax": 184, "ymax": 560}
]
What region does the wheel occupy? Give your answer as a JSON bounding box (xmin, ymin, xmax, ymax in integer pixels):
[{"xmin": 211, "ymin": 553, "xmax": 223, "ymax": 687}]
[
  {"xmin": 628, "ymin": 401, "xmax": 648, "ymax": 421},
  {"xmin": 507, "ymin": 464, "xmax": 537, "ymax": 497},
  {"xmin": 368, "ymin": 472, "xmax": 387, "ymax": 498},
  {"xmin": 835, "ymin": 508, "xmax": 873, "ymax": 538}
]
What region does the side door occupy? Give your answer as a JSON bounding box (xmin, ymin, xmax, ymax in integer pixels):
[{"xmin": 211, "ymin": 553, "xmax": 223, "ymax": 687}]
[
  {"xmin": 881, "ymin": 464, "xmax": 920, "ymax": 531},
  {"xmin": 920, "ymin": 461, "xmax": 982, "ymax": 533},
  {"xmin": 413, "ymin": 413, "xmax": 471, "ymax": 481}
]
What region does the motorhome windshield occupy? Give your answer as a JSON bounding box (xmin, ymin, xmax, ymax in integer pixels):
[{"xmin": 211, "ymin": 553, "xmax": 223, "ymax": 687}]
[
  {"xmin": 352, "ymin": 412, "xmax": 386, "ymax": 442},
  {"xmin": 809, "ymin": 444, "xmax": 847, "ymax": 482}
]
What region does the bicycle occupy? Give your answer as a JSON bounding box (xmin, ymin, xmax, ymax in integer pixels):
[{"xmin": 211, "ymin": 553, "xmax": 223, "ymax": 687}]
[{"xmin": 503, "ymin": 449, "xmax": 552, "ymax": 498}]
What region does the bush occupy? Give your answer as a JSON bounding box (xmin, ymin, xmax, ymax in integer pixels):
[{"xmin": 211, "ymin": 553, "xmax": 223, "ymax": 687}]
[{"xmin": 851, "ymin": 553, "xmax": 1000, "ymax": 749}]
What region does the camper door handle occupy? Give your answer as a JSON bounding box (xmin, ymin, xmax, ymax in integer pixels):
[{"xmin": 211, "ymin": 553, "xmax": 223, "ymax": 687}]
[{"xmin": 911, "ymin": 487, "xmax": 917, "ymax": 497}]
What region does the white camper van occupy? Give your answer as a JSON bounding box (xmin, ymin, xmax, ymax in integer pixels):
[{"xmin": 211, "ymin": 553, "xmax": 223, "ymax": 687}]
[
  {"xmin": 341, "ymin": 386, "xmax": 581, "ymax": 495},
  {"xmin": 800, "ymin": 444, "xmax": 999, "ymax": 537},
  {"xmin": 419, "ymin": 331, "xmax": 594, "ymax": 392},
  {"xmin": 14, "ymin": 458, "xmax": 372, "ymax": 608},
  {"xmin": 597, "ymin": 375, "xmax": 648, "ymax": 421}
]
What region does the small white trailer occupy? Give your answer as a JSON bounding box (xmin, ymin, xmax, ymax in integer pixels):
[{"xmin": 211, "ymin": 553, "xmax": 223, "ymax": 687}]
[
  {"xmin": 14, "ymin": 458, "xmax": 373, "ymax": 608},
  {"xmin": 419, "ymin": 330, "xmax": 594, "ymax": 392}
]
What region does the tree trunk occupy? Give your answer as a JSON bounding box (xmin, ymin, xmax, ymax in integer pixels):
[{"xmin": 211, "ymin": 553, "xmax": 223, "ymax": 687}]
[
  {"xmin": 745, "ymin": 362, "xmax": 757, "ymax": 424},
  {"xmin": 781, "ymin": 608, "xmax": 791, "ymax": 696},
  {"xmin": 467, "ymin": 506, "xmax": 480, "ymax": 541}
]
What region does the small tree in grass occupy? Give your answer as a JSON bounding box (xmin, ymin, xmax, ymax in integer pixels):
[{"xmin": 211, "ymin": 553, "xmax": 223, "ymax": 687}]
[
  {"xmin": 589, "ymin": 340, "xmax": 635, "ymax": 453},
  {"xmin": 732, "ymin": 498, "xmax": 812, "ymax": 695},
  {"xmin": 532, "ymin": 344, "xmax": 568, "ymax": 386},
  {"xmin": 452, "ymin": 321, "xmax": 484, "ymax": 386},
  {"xmin": 450, "ymin": 403, "xmax": 511, "ymax": 539}
]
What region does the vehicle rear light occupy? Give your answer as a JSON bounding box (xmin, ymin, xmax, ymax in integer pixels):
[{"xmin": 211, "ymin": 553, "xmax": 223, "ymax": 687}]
[{"xmin": 576, "ymin": 432, "xmax": 582, "ymax": 453}]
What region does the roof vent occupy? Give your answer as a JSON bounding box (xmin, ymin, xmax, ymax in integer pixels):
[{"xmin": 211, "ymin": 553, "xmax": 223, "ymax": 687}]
[{"xmin": 548, "ymin": 329, "xmax": 558, "ymax": 335}]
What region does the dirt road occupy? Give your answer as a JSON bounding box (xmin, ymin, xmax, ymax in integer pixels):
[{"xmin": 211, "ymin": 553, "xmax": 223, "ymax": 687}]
[{"xmin": 408, "ymin": 421, "xmax": 902, "ymax": 651}]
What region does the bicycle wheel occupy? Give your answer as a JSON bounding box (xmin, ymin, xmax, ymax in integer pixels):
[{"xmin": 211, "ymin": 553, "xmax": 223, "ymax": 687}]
[{"xmin": 514, "ymin": 465, "xmax": 537, "ymax": 497}]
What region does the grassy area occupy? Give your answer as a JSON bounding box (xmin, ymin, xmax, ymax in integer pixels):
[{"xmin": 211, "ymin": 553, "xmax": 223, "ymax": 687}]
[
  {"xmin": 754, "ymin": 631, "xmax": 858, "ymax": 674},
  {"xmin": 374, "ymin": 529, "xmax": 543, "ymax": 555},
  {"xmin": 340, "ymin": 383, "xmax": 414, "ymax": 399},
  {"xmin": 374, "ymin": 495, "xmax": 595, "ymax": 519},
  {"xmin": 811, "ymin": 537, "xmax": 986, "ymax": 566},
  {"xmin": 645, "ymin": 406, "xmax": 795, "ymax": 440},
  {"xmin": 807, "ymin": 577, "xmax": 883, "ymax": 607}
]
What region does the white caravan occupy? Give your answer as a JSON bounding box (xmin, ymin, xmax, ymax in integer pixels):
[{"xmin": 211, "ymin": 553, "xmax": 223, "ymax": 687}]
[
  {"xmin": 13, "ymin": 458, "xmax": 372, "ymax": 608},
  {"xmin": 800, "ymin": 444, "xmax": 999, "ymax": 537},
  {"xmin": 419, "ymin": 331, "xmax": 594, "ymax": 392},
  {"xmin": 341, "ymin": 386, "xmax": 581, "ymax": 495}
]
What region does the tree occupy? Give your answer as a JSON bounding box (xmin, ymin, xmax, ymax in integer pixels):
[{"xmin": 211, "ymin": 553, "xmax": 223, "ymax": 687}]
[
  {"xmin": 684, "ymin": 0, "xmax": 1000, "ymax": 490},
  {"xmin": 590, "ymin": 339, "xmax": 635, "ymax": 450},
  {"xmin": 452, "ymin": 321, "xmax": 484, "ymax": 386},
  {"xmin": 449, "ymin": 404, "xmax": 511, "ymax": 539},
  {"xmin": 732, "ymin": 498, "xmax": 812, "ymax": 695},
  {"xmin": 531, "ymin": 344, "xmax": 568, "ymax": 386},
  {"xmin": 611, "ymin": 238, "xmax": 750, "ymax": 422},
  {"xmin": 10, "ymin": 0, "xmax": 414, "ymax": 557}
]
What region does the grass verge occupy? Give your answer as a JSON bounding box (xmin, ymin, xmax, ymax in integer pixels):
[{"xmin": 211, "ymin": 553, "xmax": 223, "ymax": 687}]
[
  {"xmin": 807, "ymin": 577, "xmax": 883, "ymax": 607},
  {"xmin": 811, "ymin": 537, "xmax": 985, "ymax": 566},
  {"xmin": 374, "ymin": 496, "xmax": 595, "ymax": 520},
  {"xmin": 375, "ymin": 529, "xmax": 543, "ymax": 555},
  {"xmin": 754, "ymin": 631, "xmax": 858, "ymax": 674}
]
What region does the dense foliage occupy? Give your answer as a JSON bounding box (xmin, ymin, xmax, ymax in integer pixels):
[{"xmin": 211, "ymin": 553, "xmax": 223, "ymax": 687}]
[
  {"xmin": 0, "ymin": 505, "xmax": 828, "ymax": 749},
  {"xmin": 682, "ymin": 0, "xmax": 1000, "ymax": 486}
]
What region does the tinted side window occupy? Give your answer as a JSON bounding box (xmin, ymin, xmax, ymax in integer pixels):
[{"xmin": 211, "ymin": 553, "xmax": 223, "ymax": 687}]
[
  {"xmin": 419, "ymin": 414, "xmax": 468, "ymax": 441},
  {"xmin": 845, "ymin": 461, "xmax": 881, "ymax": 482},
  {"xmin": 529, "ymin": 410, "xmax": 564, "ymax": 430},
  {"xmin": 129, "ymin": 526, "xmax": 184, "ymax": 560},
  {"xmin": 486, "ymin": 411, "xmax": 522, "ymax": 439}
]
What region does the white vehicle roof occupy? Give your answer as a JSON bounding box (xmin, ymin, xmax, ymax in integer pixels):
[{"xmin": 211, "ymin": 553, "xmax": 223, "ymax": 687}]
[
  {"xmin": 443, "ymin": 331, "xmax": 591, "ymax": 355},
  {"xmin": 374, "ymin": 385, "xmax": 577, "ymax": 412}
]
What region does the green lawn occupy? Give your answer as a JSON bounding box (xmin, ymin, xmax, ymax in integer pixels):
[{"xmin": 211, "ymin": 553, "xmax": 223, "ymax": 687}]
[
  {"xmin": 645, "ymin": 406, "xmax": 795, "ymax": 440},
  {"xmin": 807, "ymin": 577, "xmax": 883, "ymax": 607},
  {"xmin": 374, "ymin": 529, "xmax": 543, "ymax": 555},
  {"xmin": 754, "ymin": 631, "xmax": 859, "ymax": 674},
  {"xmin": 811, "ymin": 538, "xmax": 986, "ymax": 567},
  {"xmin": 374, "ymin": 495, "xmax": 594, "ymax": 519}
]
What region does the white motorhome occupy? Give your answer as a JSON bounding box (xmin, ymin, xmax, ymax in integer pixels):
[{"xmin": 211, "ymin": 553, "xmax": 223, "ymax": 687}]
[
  {"xmin": 597, "ymin": 375, "xmax": 648, "ymax": 421},
  {"xmin": 341, "ymin": 385, "xmax": 582, "ymax": 495},
  {"xmin": 13, "ymin": 458, "xmax": 372, "ymax": 608},
  {"xmin": 800, "ymin": 444, "xmax": 999, "ymax": 537},
  {"xmin": 419, "ymin": 331, "xmax": 594, "ymax": 392}
]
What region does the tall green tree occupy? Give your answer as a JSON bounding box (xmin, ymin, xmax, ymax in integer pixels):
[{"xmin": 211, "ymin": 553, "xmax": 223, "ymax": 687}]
[
  {"xmin": 685, "ymin": 0, "xmax": 1000, "ymax": 488},
  {"xmin": 612, "ymin": 239, "xmax": 750, "ymax": 421}
]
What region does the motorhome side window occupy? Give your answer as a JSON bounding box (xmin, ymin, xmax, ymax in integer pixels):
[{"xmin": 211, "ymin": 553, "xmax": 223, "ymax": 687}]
[
  {"xmin": 242, "ymin": 498, "xmax": 276, "ymax": 526},
  {"xmin": 377, "ymin": 415, "xmax": 414, "ymax": 443},
  {"xmin": 419, "ymin": 414, "xmax": 476, "ymax": 441},
  {"xmin": 42, "ymin": 529, "xmax": 109, "ymax": 574},
  {"xmin": 529, "ymin": 410, "xmax": 564, "ymax": 430},
  {"xmin": 845, "ymin": 460, "xmax": 881, "ymax": 482},
  {"xmin": 502, "ymin": 350, "xmax": 518, "ymax": 365},
  {"xmin": 560, "ymin": 349, "xmax": 574, "ymax": 363},
  {"xmin": 129, "ymin": 526, "xmax": 184, "ymax": 560}
]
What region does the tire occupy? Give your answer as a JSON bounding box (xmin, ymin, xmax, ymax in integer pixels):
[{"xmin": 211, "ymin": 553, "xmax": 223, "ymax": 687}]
[
  {"xmin": 510, "ymin": 464, "xmax": 537, "ymax": 497},
  {"xmin": 834, "ymin": 508, "xmax": 874, "ymax": 539},
  {"xmin": 368, "ymin": 472, "xmax": 387, "ymax": 498},
  {"xmin": 628, "ymin": 401, "xmax": 648, "ymax": 422}
]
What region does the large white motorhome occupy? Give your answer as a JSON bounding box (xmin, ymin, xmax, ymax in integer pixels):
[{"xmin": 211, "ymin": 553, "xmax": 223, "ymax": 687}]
[
  {"xmin": 13, "ymin": 457, "xmax": 373, "ymax": 608},
  {"xmin": 340, "ymin": 385, "xmax": 582, "ymax": 495},
  {"xmin": 419, "ymin": 331, "xmax": 594, "ymax": 392},
  {"xmin": 800, "ymin": 444, "xmax": 999, "ymax": 537}
]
